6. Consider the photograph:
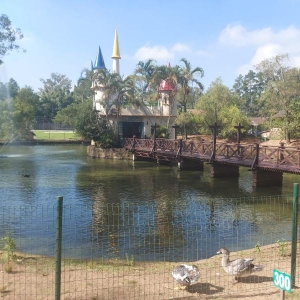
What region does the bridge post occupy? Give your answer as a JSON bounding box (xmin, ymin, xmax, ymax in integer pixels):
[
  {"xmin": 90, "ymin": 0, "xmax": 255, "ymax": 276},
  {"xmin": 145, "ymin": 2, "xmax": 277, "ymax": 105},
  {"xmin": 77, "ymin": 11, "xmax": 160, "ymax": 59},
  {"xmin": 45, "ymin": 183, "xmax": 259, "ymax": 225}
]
[
  {"xmin": 251, "ymin": 143, "xmax": 259, "ymax": 169},
  {"xmin": 172, "ymin": 124, "xmax": 180, "ymax": 140},
  {"xmin": 210, "ymin": 163, "xmax": 239, "ymax": 178},
  {"xmin": 234, "ymin": 122, "xmax": 244, "ymax": 155},
  {"xmin": 252, "ymin": 169, "xmax": 283, "ymax": 187},
  {"xmin": 132, "ymin": 135, "xmax": 139, "ymax": 161},
  {"xmin": 151, "ymin": 123, "xmax": 159, "ymax": 152},
  {"xmin": 279, "ymin": 142, "xmax": 285, "ymax": 163},
  {"xmin": 209, "ymin": 122, "xmax": 221, "ymax": 162},
  {"xmin": 178, "ymin": 159, "xmax": 204, "ymax": 170}
]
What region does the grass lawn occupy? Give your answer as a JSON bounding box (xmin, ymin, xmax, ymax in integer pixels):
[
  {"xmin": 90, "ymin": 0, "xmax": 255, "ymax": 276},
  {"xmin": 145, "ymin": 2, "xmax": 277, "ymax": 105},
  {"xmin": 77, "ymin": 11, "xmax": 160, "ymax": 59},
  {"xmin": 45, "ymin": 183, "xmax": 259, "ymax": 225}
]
[{"xmin": 33, "ymin": 130, "xmax": 82, "ymax": 140}]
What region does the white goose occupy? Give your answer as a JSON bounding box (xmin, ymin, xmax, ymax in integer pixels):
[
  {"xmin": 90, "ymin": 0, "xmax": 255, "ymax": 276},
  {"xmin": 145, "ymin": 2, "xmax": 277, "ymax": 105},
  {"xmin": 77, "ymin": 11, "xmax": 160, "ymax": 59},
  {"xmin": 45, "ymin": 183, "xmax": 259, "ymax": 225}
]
[
  {"xmin": 171, "ymin": 264, "xmax": 200, "ymax": 290},
  {"xmin": 217, "ymin": 247, "xmax": 264, "ymax": 281}
]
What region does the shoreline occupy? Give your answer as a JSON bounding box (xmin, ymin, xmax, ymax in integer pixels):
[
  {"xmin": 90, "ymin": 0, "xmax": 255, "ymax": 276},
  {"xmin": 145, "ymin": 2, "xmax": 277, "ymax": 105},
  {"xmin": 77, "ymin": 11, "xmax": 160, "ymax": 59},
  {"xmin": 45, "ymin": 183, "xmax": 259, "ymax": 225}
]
[{"xmin": 0, "ymin": 139, "xmax": 90, "ymax": 146}]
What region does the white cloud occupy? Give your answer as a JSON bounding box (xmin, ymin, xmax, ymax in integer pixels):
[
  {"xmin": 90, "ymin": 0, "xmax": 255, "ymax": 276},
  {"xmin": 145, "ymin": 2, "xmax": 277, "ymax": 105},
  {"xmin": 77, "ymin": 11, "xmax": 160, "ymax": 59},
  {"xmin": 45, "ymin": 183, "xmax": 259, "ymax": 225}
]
[
  {"xmin": 134, "ymin": 45, "xmax": 174, "ymax": 61},
  {"xmin": 219, "ymin": 24, "xmax": 300, "ymax": 47},
  {"xmin": 219, "ymin": 24, "xmax": 300, "ymax": 76},
  {"xmin": 171, "ymin": 43, "xmax": 191, "ymax": 52}
]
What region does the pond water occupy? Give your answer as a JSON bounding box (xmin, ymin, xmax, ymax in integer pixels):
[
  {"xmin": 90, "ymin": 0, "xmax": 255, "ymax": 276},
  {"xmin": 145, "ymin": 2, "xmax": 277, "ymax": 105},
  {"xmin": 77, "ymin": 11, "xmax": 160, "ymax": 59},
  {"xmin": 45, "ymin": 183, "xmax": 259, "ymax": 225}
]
[{"xmin": 0, "ymin": 144, "xmax": 299, "ymax": 261}]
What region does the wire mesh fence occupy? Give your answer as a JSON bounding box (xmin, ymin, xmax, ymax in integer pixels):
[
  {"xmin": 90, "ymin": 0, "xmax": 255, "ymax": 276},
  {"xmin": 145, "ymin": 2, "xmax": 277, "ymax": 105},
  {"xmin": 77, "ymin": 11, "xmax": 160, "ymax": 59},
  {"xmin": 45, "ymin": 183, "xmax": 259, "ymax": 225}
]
[{"xmin": 0, "ymin": 195, "xmax": 299, "ymax": 299}]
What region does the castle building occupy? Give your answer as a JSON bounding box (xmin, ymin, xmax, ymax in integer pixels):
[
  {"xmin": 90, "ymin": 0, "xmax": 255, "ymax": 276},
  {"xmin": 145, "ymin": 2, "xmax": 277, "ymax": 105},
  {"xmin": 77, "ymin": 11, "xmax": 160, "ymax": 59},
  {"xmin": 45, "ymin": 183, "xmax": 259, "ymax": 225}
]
[{"xmin": 91, "ymin": 30, "xmax": 178, "ymax": 140}]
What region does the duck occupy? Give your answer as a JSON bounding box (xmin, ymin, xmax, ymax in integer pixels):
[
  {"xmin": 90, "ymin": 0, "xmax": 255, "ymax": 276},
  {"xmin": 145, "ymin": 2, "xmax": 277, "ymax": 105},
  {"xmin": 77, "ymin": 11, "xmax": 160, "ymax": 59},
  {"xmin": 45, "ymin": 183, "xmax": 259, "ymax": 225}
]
[
  {"xmin": 216, "ymin": 247, "xmax": 264, "ymax": 282},
  {"xmin": 171, "ymin": 264, "xmax": 200, "ymax": 290}
]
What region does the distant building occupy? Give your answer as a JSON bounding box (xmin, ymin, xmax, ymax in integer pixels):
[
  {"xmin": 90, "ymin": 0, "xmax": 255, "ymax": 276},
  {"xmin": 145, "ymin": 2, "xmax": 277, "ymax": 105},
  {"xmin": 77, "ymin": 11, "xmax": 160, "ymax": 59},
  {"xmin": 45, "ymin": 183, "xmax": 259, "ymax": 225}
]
[{"xmin": 91, "ymin": 30, "xmax": 178, "ymax": 140}]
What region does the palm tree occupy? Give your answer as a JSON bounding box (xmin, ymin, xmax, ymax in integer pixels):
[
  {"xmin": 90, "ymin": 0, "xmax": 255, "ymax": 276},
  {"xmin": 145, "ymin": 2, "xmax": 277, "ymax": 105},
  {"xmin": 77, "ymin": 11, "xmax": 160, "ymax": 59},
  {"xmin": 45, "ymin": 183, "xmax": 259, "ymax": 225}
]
[
  {"xmin": 178, "ymin": 58, "xmax": 204, "ymax": 113},
  {"xmin": 134, "ymin": 59, "xmax": 160, "ymax": 106},
  {"xmin": 176, "ymin": 58, "xmax": 204, "ymax": 139}
]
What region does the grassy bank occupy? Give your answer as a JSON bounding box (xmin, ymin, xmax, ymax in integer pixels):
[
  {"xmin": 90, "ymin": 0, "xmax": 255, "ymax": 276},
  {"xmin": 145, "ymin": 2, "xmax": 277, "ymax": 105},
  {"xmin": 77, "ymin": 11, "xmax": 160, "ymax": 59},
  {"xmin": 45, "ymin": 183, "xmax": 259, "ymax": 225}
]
[{"xmin": 32, "ymin": 130, "xmax": 82, "ymax": 141}]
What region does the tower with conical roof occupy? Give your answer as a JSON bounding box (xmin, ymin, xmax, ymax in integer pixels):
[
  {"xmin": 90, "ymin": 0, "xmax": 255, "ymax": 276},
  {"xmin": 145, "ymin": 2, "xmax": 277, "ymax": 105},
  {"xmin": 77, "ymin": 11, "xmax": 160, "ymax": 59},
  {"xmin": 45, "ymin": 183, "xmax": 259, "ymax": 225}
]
[
  {"xmin": 91, "ymin": 46, "xmax": 107, "ymax": 112},
  {"xmin": 112, "ymin": 30, "xmax": 121, "ymax": 74},
  {"xmin": 157, "ymin": 63, "xmax": 177, "ymax": 118}
]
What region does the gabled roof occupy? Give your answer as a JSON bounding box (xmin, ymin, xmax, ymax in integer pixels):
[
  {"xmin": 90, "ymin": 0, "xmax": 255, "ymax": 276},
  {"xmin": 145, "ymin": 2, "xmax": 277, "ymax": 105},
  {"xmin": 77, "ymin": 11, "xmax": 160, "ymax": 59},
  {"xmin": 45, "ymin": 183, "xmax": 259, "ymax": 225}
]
[{"xmin": 93, "ymin": 46, "xmax": 106, "ymax": 70}]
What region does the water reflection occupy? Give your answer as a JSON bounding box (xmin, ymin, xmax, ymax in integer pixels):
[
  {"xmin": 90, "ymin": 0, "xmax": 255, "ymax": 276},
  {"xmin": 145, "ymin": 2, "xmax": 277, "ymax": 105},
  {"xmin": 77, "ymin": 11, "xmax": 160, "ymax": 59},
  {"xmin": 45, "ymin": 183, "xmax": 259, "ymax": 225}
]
[{"xmin": 0, "ymin": 145, "xmax": 299, "ymax": 261}]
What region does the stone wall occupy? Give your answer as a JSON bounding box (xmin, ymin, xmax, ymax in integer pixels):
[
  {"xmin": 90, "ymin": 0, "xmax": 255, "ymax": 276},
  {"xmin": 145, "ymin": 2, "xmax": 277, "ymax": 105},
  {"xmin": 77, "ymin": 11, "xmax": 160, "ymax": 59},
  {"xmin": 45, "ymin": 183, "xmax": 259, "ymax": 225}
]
[{"xmin": 87, "ymin": 146, "xmax": 132, "ymax": 160}]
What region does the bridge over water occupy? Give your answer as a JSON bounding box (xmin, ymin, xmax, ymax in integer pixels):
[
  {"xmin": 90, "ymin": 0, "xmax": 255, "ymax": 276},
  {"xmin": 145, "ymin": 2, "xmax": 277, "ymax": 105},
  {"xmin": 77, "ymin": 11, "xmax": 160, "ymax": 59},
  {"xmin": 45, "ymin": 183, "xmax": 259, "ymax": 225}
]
[{"xmin": 124, "ymin": 137, "xmax": 300, "ymax": 187}]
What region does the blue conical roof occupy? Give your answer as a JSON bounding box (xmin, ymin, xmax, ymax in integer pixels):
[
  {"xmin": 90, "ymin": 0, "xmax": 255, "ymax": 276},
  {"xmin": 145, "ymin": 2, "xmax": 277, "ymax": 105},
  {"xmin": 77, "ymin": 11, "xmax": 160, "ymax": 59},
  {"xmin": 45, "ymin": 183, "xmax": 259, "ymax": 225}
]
[{"xmin": 93, "ymin": 46, "xmax": 106, "ymax": 70}]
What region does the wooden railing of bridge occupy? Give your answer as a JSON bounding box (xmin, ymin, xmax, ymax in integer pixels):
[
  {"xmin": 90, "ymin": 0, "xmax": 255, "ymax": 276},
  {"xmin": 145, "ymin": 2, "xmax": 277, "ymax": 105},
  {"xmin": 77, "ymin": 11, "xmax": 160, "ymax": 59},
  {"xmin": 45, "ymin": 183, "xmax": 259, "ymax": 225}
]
[{"xmin": 124, "ymin": 137, "xmax": 300, "ymax": 174}]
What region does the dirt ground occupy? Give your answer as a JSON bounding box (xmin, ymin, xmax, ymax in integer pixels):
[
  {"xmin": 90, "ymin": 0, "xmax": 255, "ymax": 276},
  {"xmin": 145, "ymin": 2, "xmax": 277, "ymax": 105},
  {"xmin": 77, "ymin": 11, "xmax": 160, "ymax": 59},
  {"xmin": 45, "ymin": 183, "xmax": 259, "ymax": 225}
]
[{"xmin": 1, "ymin": 243, "xmax": 300, "ymax": 299}]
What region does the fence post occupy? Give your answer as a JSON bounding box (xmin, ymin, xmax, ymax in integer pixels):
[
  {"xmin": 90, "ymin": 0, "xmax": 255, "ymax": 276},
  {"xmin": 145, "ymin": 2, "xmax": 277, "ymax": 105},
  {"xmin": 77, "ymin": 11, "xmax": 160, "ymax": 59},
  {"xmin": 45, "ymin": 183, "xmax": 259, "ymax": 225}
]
[
  {"xmin": 291, "ymin": 183, "xmax": 299, "ymax": 288},
  {"xmin": 55, "ymin": 196, "xmax": 63, "ymax": 300}
]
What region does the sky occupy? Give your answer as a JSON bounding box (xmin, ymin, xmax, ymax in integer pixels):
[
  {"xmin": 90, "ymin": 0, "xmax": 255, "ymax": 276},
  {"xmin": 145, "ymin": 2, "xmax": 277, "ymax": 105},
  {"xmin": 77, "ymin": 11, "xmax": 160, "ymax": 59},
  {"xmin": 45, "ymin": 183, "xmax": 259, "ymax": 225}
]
[{"xmin": 1, "ymin": 0, "xmax": 300, "ymax": 93}]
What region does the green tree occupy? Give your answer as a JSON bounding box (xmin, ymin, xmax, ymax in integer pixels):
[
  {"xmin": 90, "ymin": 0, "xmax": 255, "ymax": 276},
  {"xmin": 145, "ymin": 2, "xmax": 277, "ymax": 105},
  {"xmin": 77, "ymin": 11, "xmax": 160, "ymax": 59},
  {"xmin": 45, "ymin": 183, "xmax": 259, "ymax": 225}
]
[
  {"xmin": 196, "ymin": 78, "xmax": 247, "ymax": 137},
  {"xmin": 12, "ymin": 86, "xmax": 39, "ymax": 139},
  {"xmin": 7, "ymin": 78, "xmax": 20, "ymax": 98},
  {"xmin": 233, "ymin": 70, "xmax": 265, "ymax": 116},
  {"xmin": 255, "ymin": 53, "xmax": 300, "ymax": 143},
  {"xmin": 38, "ymin": 73, "xmax": 74, "ymax": 119},
  {"xmin": 0, "ymin": 14, "xmax": 25, "ymax": 64},
  {"xmin": 74, "ymin": 68, "xmax": 93, "ymax": 103},
  {"xmin": 134, "ymin": 59, "xmax": 159, "ymax": 106},
  {"xmin": 0, "ymin": 78, "xmax": 19, "ymax": 101},
  {"xmin": 0, "ymin": 99, "xmax": 14, "ymax": 139},
  {"xmin": 177, "ymin": 58, "xmax": 204, "ymax": 113}
]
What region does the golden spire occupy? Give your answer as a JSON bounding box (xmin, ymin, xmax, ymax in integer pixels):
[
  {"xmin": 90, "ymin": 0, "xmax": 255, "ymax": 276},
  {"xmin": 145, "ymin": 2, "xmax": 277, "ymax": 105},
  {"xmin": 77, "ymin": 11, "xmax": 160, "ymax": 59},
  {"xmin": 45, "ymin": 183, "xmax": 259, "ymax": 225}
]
[{"xmin": 112, "ymin": 30, "xmax": 121, "ymax": 59}]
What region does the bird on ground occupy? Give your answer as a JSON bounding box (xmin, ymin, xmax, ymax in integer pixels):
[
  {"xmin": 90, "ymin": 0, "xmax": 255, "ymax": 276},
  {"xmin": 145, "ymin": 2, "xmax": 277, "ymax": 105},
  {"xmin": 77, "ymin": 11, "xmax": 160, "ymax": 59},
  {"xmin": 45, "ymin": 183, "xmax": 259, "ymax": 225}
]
[
  {"xmin": 216, "ymin": 247, "xmax": 264, "ymax": 282},
  {"xmin": 171, "ymin": 264, "xmax": 200, "ymax": 290}
]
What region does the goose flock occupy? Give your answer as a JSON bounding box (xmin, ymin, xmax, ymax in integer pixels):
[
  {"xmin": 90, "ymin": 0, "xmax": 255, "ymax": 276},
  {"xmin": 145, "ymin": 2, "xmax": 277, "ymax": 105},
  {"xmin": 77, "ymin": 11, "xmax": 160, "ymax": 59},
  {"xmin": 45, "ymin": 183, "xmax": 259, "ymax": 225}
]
[{"xmin": 172, "ymin": 247, "xmax": 264, "ymax": 289}]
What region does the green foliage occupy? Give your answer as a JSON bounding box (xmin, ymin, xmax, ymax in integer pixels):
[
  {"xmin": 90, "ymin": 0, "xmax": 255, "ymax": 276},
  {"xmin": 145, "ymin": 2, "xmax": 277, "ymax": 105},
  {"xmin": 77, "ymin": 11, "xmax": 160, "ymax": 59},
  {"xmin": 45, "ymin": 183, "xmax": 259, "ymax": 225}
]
[
  {"xmin": 0, "ymin": 99, "xmax": 14, "ymax": 139},
  {"xmin": 233, "ymin": 70, "xmax": 265, "ymax": 117},
  {"xmin": 74, "ymin": 101, "xmax": 103, "ymax": 141},
  {"xmin": 176, "ymin": 110, "xmax": 203, "ymax": 136},
  {"xmin": 155, "ymin": 126, "xmax": 170, "ymax": 138},
  {"xmin": 96, "ymin": 128, "xmax": 119, "ymax": 148},
  {"xmin": 74, "ymin": 68, "xmax": 93, "ymax": 103},
  {"xmin": 125, "ymin": 253, "xmax": 135, "ymax": 266},
  {"xmin": 218, "ymin": 105, "xmax": 249, "ymax": 138},
  {"xmin": 195, "ymin": 78, "xmax": 249, "ymax": 137},
  {"xmin": 0, "ymin": 78, "xmax": 19, "ymax": 101},
  {"xmin": 12, "ymin": 86, "xmax": 39, "ymax": 139},
  {"xmin": 38, "ymin": 73, "xmax": 74, "ymax": 119},
  {"xmin": 255, "ymin": 53, "xmax": 300, "ymax": 143},
  {"xmin": 2, "ymin": 232, "xmax": 16, "ymax": 261},
  {"xmin": 0, "ymin": 14, "xmax": 25, "ymax": 64},
  {"xmin": 177, "ymin": 58, "xmax": 204, "ymax": 113},
  {"xmin": 277, "ymin": 239, "xmax": 288, "ymax": 257},
  {"xmin": 254, "ymin": 241, "xmax": 261, "ymax": 253}
]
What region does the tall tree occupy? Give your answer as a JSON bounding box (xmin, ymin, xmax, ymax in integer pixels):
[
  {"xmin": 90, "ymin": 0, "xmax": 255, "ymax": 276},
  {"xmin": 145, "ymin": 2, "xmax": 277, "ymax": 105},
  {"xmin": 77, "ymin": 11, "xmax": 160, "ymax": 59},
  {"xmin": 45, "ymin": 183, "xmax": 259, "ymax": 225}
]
[
  {"xmin": 38, "ymin": 73, "xmax": 74, "ymax": 119},
  {"xmin": 0, "ymin": 14, "xmax": 25, "ymax": 64},
  {"xmin": 177, "ymin": 58, "xmax": 204, "ymax": 113},
  {"xmin": 255, "ymin": 53, "xmax": 300, "ymax": 143},
  {"xmin": 134, "ymin": 59, "xmax": 158, "ymax": 105},
  {"xmin": 233, "ymin": 70, "xmax": 265, "ymax": 116},
  {"xmin": 94, "ymin": 69, "xmax": 135, "ymax": 127},
  {"xmin": 12, "ymin": 86, "xmax": 39, "ymax": 139},
  {"xmin": 7, "ymin": 78, "xmax": 20, "ymax": 98},
  {"xmin": 74, "ymin": 68, "xmax": 93, "ymax": 103},
  {"xmin": 196, "ymin": 77, "xmax": 248, "ymax": 137}
]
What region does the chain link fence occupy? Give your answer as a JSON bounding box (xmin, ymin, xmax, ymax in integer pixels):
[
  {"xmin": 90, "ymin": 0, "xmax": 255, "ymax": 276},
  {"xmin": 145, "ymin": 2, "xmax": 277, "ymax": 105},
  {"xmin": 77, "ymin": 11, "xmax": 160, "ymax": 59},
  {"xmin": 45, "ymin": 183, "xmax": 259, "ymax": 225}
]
[{"xmin": 0, "ymin": 195, "xmax": 299, "ymax": 299}]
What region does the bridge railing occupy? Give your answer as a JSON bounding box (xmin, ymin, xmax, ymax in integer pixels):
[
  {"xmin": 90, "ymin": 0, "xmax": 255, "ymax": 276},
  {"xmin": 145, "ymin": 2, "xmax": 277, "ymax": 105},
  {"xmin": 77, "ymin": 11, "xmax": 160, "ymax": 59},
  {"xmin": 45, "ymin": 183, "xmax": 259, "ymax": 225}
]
[
  {"xmin": 215, "ymin": 143, "xmax": 257, "ymax": 161},
  {"xmin": 259, "ymin": 145, "xmax": 300, "ymax": 168},
  {"xmin": 155, "ymin": 139, "xmax": 180, "ymax": 152},
  {"xmin": 181, "ymin": 140, "xmax": 213, "ymax": 157},
  {"xmin": 123, "ymin": 138, "xmax": 300, "ymax": 171}
]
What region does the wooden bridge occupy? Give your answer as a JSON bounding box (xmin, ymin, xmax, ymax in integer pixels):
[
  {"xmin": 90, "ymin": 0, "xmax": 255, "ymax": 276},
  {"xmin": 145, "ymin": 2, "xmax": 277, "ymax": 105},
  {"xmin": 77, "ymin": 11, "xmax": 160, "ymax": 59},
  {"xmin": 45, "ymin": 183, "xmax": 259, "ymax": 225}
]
[{"xmin": 124, "ymin": 137, "xmax": 300, "ymax": 186}]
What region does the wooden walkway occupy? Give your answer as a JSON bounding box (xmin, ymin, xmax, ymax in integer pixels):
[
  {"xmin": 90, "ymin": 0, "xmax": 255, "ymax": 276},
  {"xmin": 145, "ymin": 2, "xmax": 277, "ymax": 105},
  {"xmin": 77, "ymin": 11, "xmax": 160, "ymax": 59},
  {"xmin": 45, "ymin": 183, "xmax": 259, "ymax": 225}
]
[{"xmin": 124, "ymin": 138, "xmax": 300, "ymax": 175}]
